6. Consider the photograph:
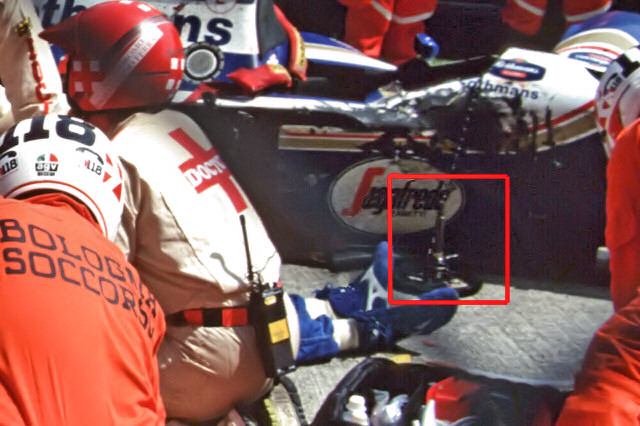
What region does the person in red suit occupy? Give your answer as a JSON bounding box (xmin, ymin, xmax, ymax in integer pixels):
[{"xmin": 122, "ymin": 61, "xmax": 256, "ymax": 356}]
[
  {"xmin": 594, "ymin": 45, "xmax": 640, "ymax": 312},
  {"xmin": 340, "ymin": 0, "xmax": 438, "ymax": 64},
  {"xmin": 502, "ymin": 0, "xmax": 611, "ymax": 36},
  {"xmin": 555, "ymin": 45, "xmax": 640, "ymax": 425}
]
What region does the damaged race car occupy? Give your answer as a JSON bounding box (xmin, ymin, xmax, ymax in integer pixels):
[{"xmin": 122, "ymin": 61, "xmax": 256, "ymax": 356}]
[{"xmin": 33, "ymin": 0, "xmax": 640, "ymax": 286}]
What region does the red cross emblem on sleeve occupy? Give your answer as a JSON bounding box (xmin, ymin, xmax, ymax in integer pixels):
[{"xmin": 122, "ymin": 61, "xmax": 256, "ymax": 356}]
[{"xmin": 170, "ymin": 128, "xmax": 248, "ymax": 213}]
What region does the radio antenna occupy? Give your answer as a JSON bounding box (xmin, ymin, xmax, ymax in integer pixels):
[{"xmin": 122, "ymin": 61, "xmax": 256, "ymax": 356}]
[{"xmin": 240, "ymin": 215, "xmax": 259, "ymax": 286}]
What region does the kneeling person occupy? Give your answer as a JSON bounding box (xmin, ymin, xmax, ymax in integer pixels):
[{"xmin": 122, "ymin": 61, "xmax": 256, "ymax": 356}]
[
  {"xmin": 0, "ymin": 114, "xmax": 166, "ymax": 424},
  {"xmin": 40, "ymin": 2, "xmax": 459, "ymax": 421}
]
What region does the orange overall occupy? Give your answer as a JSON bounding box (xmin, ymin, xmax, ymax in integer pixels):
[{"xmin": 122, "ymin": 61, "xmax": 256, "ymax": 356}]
[{"xmin": 0, "ymin": 193, "xmax": 166, "ymax": 425}]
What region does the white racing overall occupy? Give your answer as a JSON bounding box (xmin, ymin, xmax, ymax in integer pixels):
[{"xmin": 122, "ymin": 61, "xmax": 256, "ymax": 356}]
[
  {"xmin": 0, "ymin": 0, "xmax": 69, "ymax": 133},
  {"xmin": 112, "ymin": 109, "xmax": 298, "ymax": 420}
]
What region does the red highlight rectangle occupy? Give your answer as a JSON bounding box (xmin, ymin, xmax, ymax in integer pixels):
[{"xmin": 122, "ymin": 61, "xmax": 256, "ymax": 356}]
[{"xmin": 386, "ymin": 173, "xmax": 510, "ymax": 305}]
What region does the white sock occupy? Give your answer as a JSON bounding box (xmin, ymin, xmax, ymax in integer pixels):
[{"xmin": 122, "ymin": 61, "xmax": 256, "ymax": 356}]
[
  {"xmin": 303, "ymin": 297, "xmax": 360, "ymax": 351},
  {"xmin": 304, "ymin": 297, "xmax": 338, "ymax": 320},
  {"xmin": 332, "ymin": 318, "xmax": 360, "ymax": 351}
]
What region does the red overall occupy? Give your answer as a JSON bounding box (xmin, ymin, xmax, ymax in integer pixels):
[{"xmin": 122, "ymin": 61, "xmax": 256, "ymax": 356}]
[
  {"xmin": 604, "ymin": 119, "xmax": 640, "ymax": 312},
  {"xmin": 555, "ymin": 118, "xmax": 640, "ymax": 424},
  {"xmin": 340, "ymin": 0, "xmax": 437, "ymax": 64},
  {"xmin": 555, "ymin": 292, "xmax": 640, "ymax": 424},
  {"xmin": 502, "ymin": 0, "xmax": 612, "ymax": 35}
]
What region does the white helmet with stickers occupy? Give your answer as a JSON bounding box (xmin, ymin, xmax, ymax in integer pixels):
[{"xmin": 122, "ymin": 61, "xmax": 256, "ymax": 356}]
[
  {"xmin": 554, "ymin": 11, "xmax": 640, "ymax": 75},
  {"xmin": 0, "ymin": 114, "xmax": 124, "ymax": 240},
  {"xmin": 595, "ymin": 45, "xmax": 640, "ymax": 153}
]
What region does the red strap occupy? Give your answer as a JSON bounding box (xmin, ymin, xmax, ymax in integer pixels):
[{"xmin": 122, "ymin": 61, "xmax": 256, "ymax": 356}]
[
  {"xmin": 180, "ymin": 308, "xmax": 249, "ymax": 327},
  {"xmin": 222, "ymin": 308, "xmax": 249, "ymax": 326},
  {"xmin": 183, "ymin": 310, "xmax": 204, "ymax": 326}
]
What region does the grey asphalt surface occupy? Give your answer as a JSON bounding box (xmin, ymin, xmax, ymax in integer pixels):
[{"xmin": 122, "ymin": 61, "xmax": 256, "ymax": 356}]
[{"xmin": 280, "ymin": 264, "xmax": 613, "ymax": 423}]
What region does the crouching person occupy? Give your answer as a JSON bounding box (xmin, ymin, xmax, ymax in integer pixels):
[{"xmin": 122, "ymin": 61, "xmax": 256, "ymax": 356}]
[
  {"xmin": 0, "ymin": 113, "xmax": 166, "ymax": 424},
  {"xmin": 40, "ymin": 2, "xmax": 458, "ymax": 421},
  {"xmin": 553, "ymin": 44, "xmax": 640, "ymax": 426}
]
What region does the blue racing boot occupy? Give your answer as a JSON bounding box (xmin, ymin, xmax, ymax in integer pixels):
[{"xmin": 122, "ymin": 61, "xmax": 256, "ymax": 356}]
[
  {"xmin": 352, "ymin": 286, "xmax": 458, "ymax": 352},
  {"xmin": 315, "ymin": 242, "xmax": 390, "ymax": 317}
]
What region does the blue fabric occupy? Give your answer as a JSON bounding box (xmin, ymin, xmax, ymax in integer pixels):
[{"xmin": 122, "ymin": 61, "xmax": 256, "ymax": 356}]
[
  {"xmin": 353, "ymin": 286, "xmax": 458, "ymax": 352},
  {"xmin": 293, "ymin": 242, "xmax": 460, "ymax": 359},
  {"xmin": 314, "ymin": 241, "xmax": 389, "ymax": 317},
  {"xmin": 289, "ymin": 294, "xmax": 340, "ymax": 363}
]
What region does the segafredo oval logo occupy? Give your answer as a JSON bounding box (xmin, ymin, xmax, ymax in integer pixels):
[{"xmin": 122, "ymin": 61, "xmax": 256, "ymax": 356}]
[
  {"xmin": 329, "ymin": 158, "xmax": 464, "ymax": 234},
  {"xmin": 490, "ymin": 59, "xmax": 546, "ymax": 81}
]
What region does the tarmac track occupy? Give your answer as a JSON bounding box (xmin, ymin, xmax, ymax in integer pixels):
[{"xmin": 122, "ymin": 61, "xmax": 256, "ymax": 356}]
[{"xmin": 281, "ymin": 264, "xmax": 613, "ymax": 423}]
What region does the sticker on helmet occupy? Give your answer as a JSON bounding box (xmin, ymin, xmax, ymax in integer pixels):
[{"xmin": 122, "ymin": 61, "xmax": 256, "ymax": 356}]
[
  {"xmin": 601, "ymin": 73, "xmax": 623, "ymax": 97},
  {"xmin": 35, "ymin": 153, "xmax": 59, "ymax": 176},
  {"xmin": 0, "ymin": 151, "xmax": 18, "ymax": 177},
  {"xmin": 76, "ymin": 147, "xmax": 104, "ymax": 177}
]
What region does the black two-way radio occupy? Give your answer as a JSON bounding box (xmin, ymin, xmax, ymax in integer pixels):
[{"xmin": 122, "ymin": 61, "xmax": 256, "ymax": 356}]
[{"xmin": 241, "ymin": 215, "xmax": 296, "ymax": 378}]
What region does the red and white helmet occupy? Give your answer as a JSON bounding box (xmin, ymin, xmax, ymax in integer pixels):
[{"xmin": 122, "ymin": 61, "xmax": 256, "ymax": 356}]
[
  {"xmin": 40, "ymin": 0, "xmax": 184, "ymax": 111},
  {"xmin": 0, "ymin": 114, "xmax": 124, "ymax": 240},
  {"xmin": 595, "ymin": 45, "xmax": 640, "ymax": 154}
]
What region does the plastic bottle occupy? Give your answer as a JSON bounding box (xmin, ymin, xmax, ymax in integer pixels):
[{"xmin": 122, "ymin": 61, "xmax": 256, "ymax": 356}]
[
  {"xmin": 370, "ymin": 393, "xmax": 409, "ymax": 426},
  {"xmin": 370, "ymin": 389, "xmax": 390, "ymax": 425},
  {"xmin": 342, "ymin": 394, "xmax": 370, "ymax": 425}
]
